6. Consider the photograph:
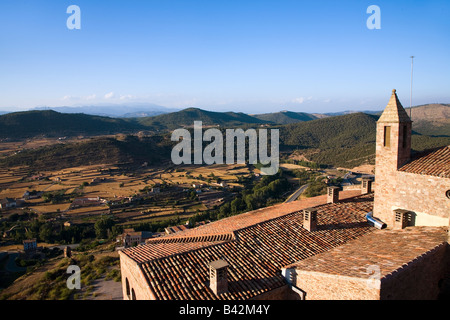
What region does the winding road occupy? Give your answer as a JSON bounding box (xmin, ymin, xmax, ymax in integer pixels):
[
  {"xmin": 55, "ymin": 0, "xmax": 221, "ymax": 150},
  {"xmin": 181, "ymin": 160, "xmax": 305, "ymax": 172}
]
[{"xmin": 285, "ymin": 184, "xmax": 310, "ymax": 203}]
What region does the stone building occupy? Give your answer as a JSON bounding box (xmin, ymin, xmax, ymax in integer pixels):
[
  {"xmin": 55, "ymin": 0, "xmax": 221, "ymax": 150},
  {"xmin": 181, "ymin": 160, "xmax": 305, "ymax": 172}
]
[
  {"xmin": 23, "ymin": 239, "xmax": 37, "ymax": 252},
  {"xmin": 119, "ymin": 229, "xmax": 152, "ymax": 248},
  {"xmin": 373, "ymin": 89, "xmax": 450, "ymax": 227},
  {"xmin": 119, "ymin": 90, "xmax": 449, "ymax": 300}
]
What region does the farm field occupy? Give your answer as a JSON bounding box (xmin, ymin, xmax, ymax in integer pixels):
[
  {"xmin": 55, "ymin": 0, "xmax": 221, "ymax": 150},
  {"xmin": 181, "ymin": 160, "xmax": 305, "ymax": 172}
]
[{"xmin": 0, "ymin": 148, "xmax": 255, "ymax": 228}]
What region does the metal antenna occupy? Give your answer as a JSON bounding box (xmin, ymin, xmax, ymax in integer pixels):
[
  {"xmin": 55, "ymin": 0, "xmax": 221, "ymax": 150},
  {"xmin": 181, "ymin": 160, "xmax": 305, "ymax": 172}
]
[{"xmin": 410, "ymin": 56, "xmax": 415, "ymax": 119}]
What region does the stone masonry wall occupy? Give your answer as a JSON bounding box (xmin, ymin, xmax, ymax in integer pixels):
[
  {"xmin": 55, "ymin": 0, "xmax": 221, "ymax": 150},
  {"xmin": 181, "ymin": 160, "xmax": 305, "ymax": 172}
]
[
  {"xmin": 380, "ymin": 243, "xmax": 449, "ymax": 300},
  {"xmin": 294, "ymin": 271, "xmax": 380, "ymax": 300},
  {"xmin": 375, "ymin": 170, "xmax": 450, "ymax": 227},
  {"xmin": 119, "ymin": 251, "xmax": 156, "ymax": 300}
]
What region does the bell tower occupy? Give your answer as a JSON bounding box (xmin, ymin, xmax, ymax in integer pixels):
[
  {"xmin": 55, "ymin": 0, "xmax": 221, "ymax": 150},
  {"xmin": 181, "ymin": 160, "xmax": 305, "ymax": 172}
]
[
  {"xmin": 376, "ymin": 89, "xmax": 412, "ymax": 171},
  {"xmin": 373, "ymin": 90, "xmax": 412, "ymax": 223}
]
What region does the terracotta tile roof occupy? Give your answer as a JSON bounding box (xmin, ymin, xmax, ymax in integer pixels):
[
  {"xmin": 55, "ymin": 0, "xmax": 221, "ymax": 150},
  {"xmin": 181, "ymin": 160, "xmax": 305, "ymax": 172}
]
[
  {"xmin": 165, "ymin": 225, "xmax": 190, "ymax": 234},
  {"xmin": 153, "ymin": 190, "xmax": 363, "ymax": 240},
  {"xmin": 399, "ymin": 145, "xmax": 450, "ymax": 178},
  {"xmin": 122, "ymin": 240, "xmax": 232, "ymax": 264},
  {"xmin": 122, "ymin": 192, "xmax": 375, "ymax": 300},
  {"xmin": 287, "ymin": 226, "xmax": 449, "ymax": 280}
]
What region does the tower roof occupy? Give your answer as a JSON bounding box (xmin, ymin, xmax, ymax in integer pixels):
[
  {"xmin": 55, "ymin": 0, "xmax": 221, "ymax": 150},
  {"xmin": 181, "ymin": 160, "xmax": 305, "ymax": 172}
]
[{"xmin": 378, "ymin": 89, "xmax": 412, "ymax": 123}]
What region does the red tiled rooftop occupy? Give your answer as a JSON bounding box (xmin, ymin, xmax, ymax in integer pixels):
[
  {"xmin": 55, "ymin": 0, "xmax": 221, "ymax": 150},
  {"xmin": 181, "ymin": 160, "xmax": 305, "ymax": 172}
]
[
  {"xmin": 148, "ymin": 190, "xmax": 363, "ymax": 241},
  {"xmin": 121, "ymin": 192, "xmax": 375, "ymax": 300},
  {"xmin": 286, "ymin": 226, "xmax": 449, "ymax": 280},
  {"xmin": 399, "ymin": 145, "xmax": 450, "ymax": 178}
]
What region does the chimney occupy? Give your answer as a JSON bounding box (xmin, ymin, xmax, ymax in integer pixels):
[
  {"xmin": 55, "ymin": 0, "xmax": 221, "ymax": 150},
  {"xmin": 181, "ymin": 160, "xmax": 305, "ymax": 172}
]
[
  {"xmin": 303, "ymin": 208, "xmax": 318, "ymax": 232},
  {"xmin": 209, "ymin": 260, "xmax": 229, "ymax": 295},
  {"xmin": 361, "ymin": 178, "xmax": 373, "ymax": 194},
  {"xmin": 393, "ymin": 209, "xmax": 411, "ymax": 229},
  {"xmin": 327, "ymin": 186, "xmax": 340, "ymax": 204}
]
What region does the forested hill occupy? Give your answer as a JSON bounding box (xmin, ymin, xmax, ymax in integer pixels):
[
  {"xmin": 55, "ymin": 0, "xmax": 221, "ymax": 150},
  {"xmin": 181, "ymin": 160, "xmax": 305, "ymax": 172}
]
[
  {"xmin": 279, "ymin": 112, "xmax": 450, "ymax": 168},
  {"xmin": 0, "ymin": 135, "xmax": 172, "ymax": 170},
  {"xmin": 280, "ymin": 112, "xmax": 378, "ymax": 148},
  {"xmin": 0, "ymin": 110, "xmax": 145, "ymax": 139},
  {"xmin": 0, "ymin": 111, "xmax": 448, "ymax": 170},
  {"xmin": 252, "ymin": 111, "xmax": 318, "ymax": 124},
  {"xmin": 137, "ymin": 108, "xmax": 266, "ymax": 130}
]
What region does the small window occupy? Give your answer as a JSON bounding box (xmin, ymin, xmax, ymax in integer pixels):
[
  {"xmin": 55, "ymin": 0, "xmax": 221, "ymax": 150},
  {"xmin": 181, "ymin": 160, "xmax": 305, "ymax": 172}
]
[
  {"xmin": 131, "ymin": 288, "xmax": 136, "ymax": 300},
  {"xmin": 384, "ymin": 126, "xmax": 391, "ymax": 148},
  {"xmin": 126, "ymin": 278, "xmax": 131, "ymax": 298},
  {"xmin": 446, "ymin": 190, "xmax": 450, "ymax": 199},
  {"xmin": 402, "ymin": 125, "xmax": 408, "ymax": 148}
]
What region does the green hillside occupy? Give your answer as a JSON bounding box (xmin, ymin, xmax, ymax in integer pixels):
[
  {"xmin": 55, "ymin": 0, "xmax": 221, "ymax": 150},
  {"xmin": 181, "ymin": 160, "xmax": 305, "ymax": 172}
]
[
  {"xmin": 137, "ymin": 108, "xmax": 265, "ymax": 130},
  {"xmin": 253, "ymin": 111, "xmax": 318, "ymax": 124},
  {"xmin": 279, "ymin": 112, "xmax": 449, "ymax": 168},
  {"xmin": 280, "ymin": 113, "xmax": 378, "ymax": 148},
  {"xmin": 0, "ymin": 110, "xmax": 145, "ymax": 139},
  {"xmin": 0, "ymin": 135, "xmax": 172, "ymax": 170},
  {"xmin": 0, "ymin": 108, "xmax": 448, "ymax": 170}
]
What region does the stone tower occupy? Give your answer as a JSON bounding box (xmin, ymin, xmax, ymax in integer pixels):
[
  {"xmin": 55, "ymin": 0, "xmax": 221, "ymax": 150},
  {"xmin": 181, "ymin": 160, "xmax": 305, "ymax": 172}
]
[{"xmin": 373, "ymin": 89, "xmax": 412, "ymax": 225}]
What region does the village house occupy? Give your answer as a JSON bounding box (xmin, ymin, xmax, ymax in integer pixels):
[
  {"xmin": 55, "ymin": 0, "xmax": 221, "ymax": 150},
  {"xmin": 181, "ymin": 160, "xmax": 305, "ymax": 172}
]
[
  {"xmin": 23, "ymin": 190, "xmax": 42, "ymax": 200},
  {"xmin": 0, "ymin": 198, "xmax": 17, "ymax": 210},
  {"xmin": 23, "ymin": 239, "xmax": 37, "ymax": 253},
  {"xmin": 165, "ymin": 224, "xmax": 190, "ymax": 235},
  {"xmin": 119, "ymin": 90, "xmax": 449, "ymax": 300},
  {"xmin": 70, "ymin": 197, "xmax": 106, "ymax": 209},
  {"xmin": 119, "ymin": 229, "xmax": 152, "ymax": 248}
]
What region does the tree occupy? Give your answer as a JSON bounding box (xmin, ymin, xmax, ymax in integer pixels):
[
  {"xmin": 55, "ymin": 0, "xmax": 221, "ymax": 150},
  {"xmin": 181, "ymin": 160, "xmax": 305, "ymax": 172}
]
[
  {"xmin": 39, "ymin": 223, "xmax": 53, "ymax": 243},
  {"xmin": 230, "ymin": 198, "xmax": 244, "ymax": 214},
  {"xmin": 94, "ymin": 217, "xmax": 116, "ymax": 239}
]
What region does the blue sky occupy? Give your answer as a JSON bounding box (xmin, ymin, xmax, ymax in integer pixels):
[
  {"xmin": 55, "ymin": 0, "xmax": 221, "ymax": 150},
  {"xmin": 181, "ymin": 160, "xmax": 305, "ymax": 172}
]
[{"xmin": 0, "ymin": 0, "xmax": 449, "ymax": 114}]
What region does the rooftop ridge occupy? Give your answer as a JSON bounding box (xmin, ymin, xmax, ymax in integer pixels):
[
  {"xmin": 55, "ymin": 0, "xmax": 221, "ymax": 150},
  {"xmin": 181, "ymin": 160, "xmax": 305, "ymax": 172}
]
[
  {"xmin": 146, "ymin": 232, "xmax": 236, "ymax": 244},
  {"xmin": 138, "ymin": 240, "xmax": 231, "ymax": 267},
  {"xmin": 155, "ymin": 190, "xmax": 364, "ymax": 240},
  {"xmin": 121, "ymin": 239, "xmax": 231, "ymax": 264}
]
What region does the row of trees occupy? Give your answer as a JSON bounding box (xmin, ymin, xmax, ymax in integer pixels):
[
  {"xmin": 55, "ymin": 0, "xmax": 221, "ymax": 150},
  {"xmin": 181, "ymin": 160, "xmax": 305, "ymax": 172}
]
[
  {"xmin": 1, "ymin": 212, "xmax": 121, "ymax": 245},
  {"xmin": 188, "ymin": 170, "xmax": 291, "ymax": 225}
]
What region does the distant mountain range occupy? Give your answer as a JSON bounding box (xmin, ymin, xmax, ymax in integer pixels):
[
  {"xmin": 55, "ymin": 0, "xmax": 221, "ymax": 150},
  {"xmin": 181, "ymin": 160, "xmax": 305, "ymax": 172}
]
[
  {"xmin": 0, "ymin": 104, "xmax": 448, "ymax": 140},
  {"xmin": 1, "ymin": 104, "xmax": 448, "ymax": 170},
  {"xmin": 30, "ymin": 104, "xmax": 179, "ymax": 118}
]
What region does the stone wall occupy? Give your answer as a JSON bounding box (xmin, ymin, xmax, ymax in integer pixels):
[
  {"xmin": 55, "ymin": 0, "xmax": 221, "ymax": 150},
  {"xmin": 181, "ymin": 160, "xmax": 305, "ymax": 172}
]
[
  {"xmin": 380, "ymin": 243, "xmax": 449, "ymax": 300},
  {"xmin": 291, "ymin": 243, "xmax": 449, "ymax": 300},
  {"xmin": 374, "ymin": 170, "xmax": 450, "ymax": 227},
  {"xmin": 251, "ymin": 285, "xmax": 300, "ymax": 300},
  {"xmin": 294, "ymin": 271, "xmax": 380, "ymax": 300},
  {"xmin": 119, "ymin": 251, "xmax": 156, "ymax": 300}
]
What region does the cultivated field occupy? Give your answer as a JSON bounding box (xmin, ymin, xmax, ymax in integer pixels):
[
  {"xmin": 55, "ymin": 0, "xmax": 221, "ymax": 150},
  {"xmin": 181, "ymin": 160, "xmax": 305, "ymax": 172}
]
[{"xmin": 0, "ymin": 146, "xmax": 255, "ymax": 227}]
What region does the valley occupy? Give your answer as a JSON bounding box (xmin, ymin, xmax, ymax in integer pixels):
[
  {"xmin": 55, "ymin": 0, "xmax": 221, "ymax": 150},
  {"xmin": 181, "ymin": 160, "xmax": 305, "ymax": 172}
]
[{"xmin": 0, "ymin": 103, "xmax": 448, "ymax": 300}]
